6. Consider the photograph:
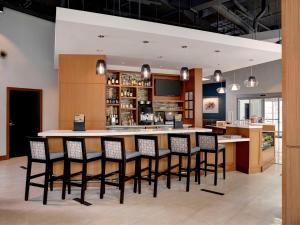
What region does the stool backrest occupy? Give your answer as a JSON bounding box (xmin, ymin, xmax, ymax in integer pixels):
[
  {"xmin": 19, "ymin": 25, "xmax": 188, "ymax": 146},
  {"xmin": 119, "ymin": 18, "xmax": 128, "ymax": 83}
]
[
  {"xmin": 63, "ymin": 137, "xmax": 86, "ymax": 160},
  {"xmin": 196, "ymin": 132, "xmax": 218, "ymax": 151},
  {"xmin": 101, "ymin": 137, "xmax": 125, "ymax": 160},
  {"xmin": 168, "ymin": 134, "xmax": 191, "ymax": 154},
  {"xmin": 135, "ymin": 135, "xmax": 158, "ymax": 157},
  {"xmin": 27, "ymin": 137, "xmax": 49, "ymax": 161}
]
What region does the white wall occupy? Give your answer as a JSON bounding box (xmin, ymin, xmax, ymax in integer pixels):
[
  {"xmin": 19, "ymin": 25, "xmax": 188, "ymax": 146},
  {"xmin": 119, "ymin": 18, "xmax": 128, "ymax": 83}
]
[
  {"xmin": 223, "ymin": 60, "xmax": 281, "ymax": 120},
  {"xmin": 0, "ymin": 8, "xmax": 58, "ymax": 156}
]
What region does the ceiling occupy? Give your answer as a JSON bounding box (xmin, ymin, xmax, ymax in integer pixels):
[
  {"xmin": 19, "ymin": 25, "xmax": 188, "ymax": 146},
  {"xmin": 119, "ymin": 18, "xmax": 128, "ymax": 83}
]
[
  {"xmin": 55, "ymin": 7, "xmax": 281, "ymax": 76},
  {"xmin": 2, "ymin": 0, "xmax": 281, "ymax": 36}
]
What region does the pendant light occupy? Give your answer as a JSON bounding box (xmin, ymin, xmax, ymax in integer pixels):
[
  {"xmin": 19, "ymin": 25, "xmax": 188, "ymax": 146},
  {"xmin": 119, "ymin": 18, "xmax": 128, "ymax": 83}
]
[
  {"xmin": 141, "ymin": 64, "xmax": 151, "ymax": 79},
  {"xmin": 213, "ymin": 69, "xmax": 223, "ymax": 82},
  {"xmin": 244, "ymin": 67, "xmax": 259, "ymax": 87},
  {"xmin": 96, "ymin": 59, "xmax": 106, "ymax": 75},
  {"xmin": 216, "ymin": 82, "xmax": 226, "ymax": 94},
  {"xmin": 180, "ymin": 67, "xmax": 189, "ymax": 81},
  {"xmin": 229, "ymin": 72, "xmax": 241, "ymax": 91}
]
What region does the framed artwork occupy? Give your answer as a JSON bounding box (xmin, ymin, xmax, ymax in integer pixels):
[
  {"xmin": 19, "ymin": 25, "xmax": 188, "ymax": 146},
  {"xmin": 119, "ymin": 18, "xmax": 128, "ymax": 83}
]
[{"xmin": 203, "ymin": 97, "xmax": 219, "ymax": 113}]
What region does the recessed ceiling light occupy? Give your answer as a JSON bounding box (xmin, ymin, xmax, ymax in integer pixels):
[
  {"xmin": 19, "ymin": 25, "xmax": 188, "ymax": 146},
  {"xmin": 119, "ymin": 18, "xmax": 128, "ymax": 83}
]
[
  {"xmin": 143, "ymin": 40, "xmax": 149, "ymax": 44},
  {"xmin": 157, "ymin": 56, "xmax": 163, "ymax": 59},
  {"xmin": 181, "ymin": 45, "xmax": 188, "ymax": 49},
  {"xmin": 98, "ymin": 35, "xmax": 105, "ymax": 38},
  {"xmin": 214, "ymin": 50, "xmax": 221, "ymax": 53}
]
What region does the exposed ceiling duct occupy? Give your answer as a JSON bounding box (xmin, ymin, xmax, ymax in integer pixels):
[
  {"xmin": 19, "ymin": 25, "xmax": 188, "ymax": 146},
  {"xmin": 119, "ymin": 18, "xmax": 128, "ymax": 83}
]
[
  {"xmin": 253, "ymin": 0, "xmax": 268, "ymax": 33},
  {"xmin": 211, "ymin": 4, "xmax": 254, "ymax": 33}
]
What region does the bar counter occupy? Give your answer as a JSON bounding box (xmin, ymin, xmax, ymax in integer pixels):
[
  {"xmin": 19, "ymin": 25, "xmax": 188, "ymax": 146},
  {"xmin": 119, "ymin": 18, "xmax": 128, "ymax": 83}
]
[{"xmin": 38, "ymin": 128, "xmax": 211, "ymax": 182}]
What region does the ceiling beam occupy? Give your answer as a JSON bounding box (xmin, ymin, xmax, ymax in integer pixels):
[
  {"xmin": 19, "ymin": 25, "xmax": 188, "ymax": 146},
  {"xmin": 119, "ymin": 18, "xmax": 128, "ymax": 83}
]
[{"xmin": 191, "ymin": 0, "xmax": 231, "ymax": 12}]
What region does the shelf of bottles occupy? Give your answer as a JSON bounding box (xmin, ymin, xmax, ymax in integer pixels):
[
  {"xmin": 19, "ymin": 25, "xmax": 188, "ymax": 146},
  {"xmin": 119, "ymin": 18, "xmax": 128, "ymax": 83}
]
[
  {"xmin": 106, "ymin": 71, "xmax": 153, "ymax": 126},
  {"xmin": 106, "ymin": 72, "xmax": 120, "ymax": 126}
]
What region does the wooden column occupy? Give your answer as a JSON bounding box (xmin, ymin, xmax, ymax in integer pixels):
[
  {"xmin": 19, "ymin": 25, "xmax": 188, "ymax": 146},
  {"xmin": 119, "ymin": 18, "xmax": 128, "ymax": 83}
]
[
  {"xmin": 282, "ymin": 1, "xmax": 300, "ymax": 224},
  {"xmin": 59, "ymin": 54, "xmax": 106, "ymax": 129},
  {"xmin": 183, "ymin": 68, "xmax": 203, "ymax": 127}
]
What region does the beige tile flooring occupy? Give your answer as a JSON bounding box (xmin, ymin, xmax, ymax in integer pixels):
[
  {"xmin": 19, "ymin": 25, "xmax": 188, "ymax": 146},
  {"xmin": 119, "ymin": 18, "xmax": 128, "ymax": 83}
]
[{"xmin": 0, "ymin": 157, "xmax": 282, "ymax": 225}]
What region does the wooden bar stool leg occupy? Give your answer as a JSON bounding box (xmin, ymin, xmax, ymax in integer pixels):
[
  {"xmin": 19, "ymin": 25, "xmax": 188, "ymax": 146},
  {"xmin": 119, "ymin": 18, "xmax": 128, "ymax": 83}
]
[
  {"xmin": 204, "ymin": 152, "xmax": 208, "ymax": 176},
  {"xmin": 49, "ymin": 162, "xmax": 54, "ymax": 191},
  {"xmin": 186, "ymin": 155, "xmax": 191, "ymax": 192},
  {"xmin": 195, "ymin": 153, "xmax": 199, "ymax": 182},
  {"xmin": 214, "ymin": 152, "xmax": 218, "ymax": 186},
  {"xmin": 62, "ymin": 160, "xmax": 67, "ymax": 200},
  {"xmin": 138, "ymin": 158, "xmax": 141, "ymax": 194},
  {"xmin": 223, "ymin": 150, "xmax": 226, "ymax": 179},
  {"xmin": 67, "ymin": 160, "xmax": 71, "ymax": 194},
  {"xmin": 198, "ymin": 152, "xmax": 201, "ymax": 184},
  {"xmin": 120, "ymin": 162, "xmax": 126, "ymax": 204},
  {"xmin": 179, "ymin": 155, "xmax": 182, "ymax": 181},
  {"xmin": 118, "ymin": 161, "xmax": 122, "ymax": 190},
  {"xmin": 80, "ymin": 163, "xmax": 87, "ymax": 204},
  {"xmin": 43, "ymin": 164, "xmax": 50, "ymax": 205},
  {"xmin": 167, "ymin": 154, "xmax": 171, "ymax": 189},
  {"xmin": 24, "ymin": 159, "xmax": 32, "ymax": 201},
  {"xmin": 133, "ymin": 158, "xmax": 138, "ymax": 193},
  {"xmin": 153, "ymin": 158, "xmax": 159, "ymax": 198},
  {"xmin": 148, "ymin": 159, "xmax": 152, "ymax": 185},
  {"xmin": 100, "ymin": 159, "xmax": 106, "ymax": 199}
]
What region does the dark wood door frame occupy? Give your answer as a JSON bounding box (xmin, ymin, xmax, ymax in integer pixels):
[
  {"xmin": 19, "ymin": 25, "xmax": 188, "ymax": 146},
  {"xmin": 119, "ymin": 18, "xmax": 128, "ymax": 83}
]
[{"xmin": 5, "ymin": 87, "xmax": 43, "ymax": 160}]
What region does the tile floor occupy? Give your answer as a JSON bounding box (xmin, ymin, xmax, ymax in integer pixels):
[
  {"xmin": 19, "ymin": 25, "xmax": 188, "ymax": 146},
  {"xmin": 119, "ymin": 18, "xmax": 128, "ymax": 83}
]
[{"xmin": 0, "ymin": 157, "xmax": 282, "ymax": 225}]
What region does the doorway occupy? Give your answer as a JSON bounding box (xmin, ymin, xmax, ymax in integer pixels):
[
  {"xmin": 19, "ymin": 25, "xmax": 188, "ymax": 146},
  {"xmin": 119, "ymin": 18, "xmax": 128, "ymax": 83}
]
[{"xmin": 7, "ymin": 87, "xmax": 42, "ymax": 158}]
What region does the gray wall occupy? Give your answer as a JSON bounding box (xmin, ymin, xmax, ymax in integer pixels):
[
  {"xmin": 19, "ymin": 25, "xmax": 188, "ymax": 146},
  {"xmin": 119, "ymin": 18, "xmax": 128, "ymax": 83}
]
[
  {"xmin": 223, "ymin": 60, "xmax": 282, "ymax": 120},
  {"xmin": 0, "ymin": 8, "xmax": 58, "ymax": 156}
]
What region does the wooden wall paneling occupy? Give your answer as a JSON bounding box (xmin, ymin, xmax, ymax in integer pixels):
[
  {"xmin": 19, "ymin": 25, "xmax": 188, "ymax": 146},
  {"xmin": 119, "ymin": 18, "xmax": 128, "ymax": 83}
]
[
  {"xmin": 59, "ymin": 54, "xmax": 106, "ymax": 130},
  {"xmin": 282, "ymin": 1, "xmax": 300, "ymax": 224}
]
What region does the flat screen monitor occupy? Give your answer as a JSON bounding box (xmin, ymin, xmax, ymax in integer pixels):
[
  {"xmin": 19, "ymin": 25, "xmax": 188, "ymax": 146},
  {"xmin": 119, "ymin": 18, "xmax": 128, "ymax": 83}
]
[{"xmin": 155, "ymin": 79, "xmax": 181, "ymax": 96}]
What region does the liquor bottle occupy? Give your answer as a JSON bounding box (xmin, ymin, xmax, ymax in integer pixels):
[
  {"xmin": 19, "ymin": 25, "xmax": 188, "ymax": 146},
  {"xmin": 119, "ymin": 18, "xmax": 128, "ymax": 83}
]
[
  {"xmin": 121, "ymin": 90, "xmax": 124, "ymax": 97},
  {"xmin": 107, "ymin": 78, "xmax": 111, "ymax": 85}
]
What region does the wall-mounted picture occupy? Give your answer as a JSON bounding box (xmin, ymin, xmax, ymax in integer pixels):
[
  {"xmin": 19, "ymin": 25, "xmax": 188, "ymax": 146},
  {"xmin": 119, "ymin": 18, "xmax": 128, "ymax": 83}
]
[{"xmin": 203, "ymin": 97, "xmax": 219, "ymax": 113}]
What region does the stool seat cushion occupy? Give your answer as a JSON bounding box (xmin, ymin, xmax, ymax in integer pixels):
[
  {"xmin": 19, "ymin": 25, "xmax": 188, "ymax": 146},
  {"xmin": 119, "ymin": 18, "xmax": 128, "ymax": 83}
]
[
  {"xmin": 191, "ymin": 147, "xmax": 200, "ymax": 154},
  {"xmin": 218, "ymin": 144, "xmax": 225, "ymax": 150},
  {"xmin": 50, "ymin": 152, "xmax": 64, "ymax": 160},
  {"xmin": 158, "ymin": 149, "xmax": 171, "ymax": 156},
  {"xmin": 126, "ymin": 151, "xmax": 141, "ymax": 160},
  {"xmin": 87, "ymin": 152, "xmax": 102, "ymax": 160}
]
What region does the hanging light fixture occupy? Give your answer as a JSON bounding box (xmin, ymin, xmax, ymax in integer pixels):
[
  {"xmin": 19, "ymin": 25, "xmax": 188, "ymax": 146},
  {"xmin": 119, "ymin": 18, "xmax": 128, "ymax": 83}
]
[
  {"xmin": 96, "ymin": 59, "xmax": 106, "ymax": 75},
  {"xmin": 244, "ymin": 67, "xmax": 259, "ymax": 87},
  {"xmin": 213, "ymin": 69, "xmax": 223, "ymax": 82},
  {"xmin": 229, "ymin": 72, "xmax": 241, "ymax": 91},
  {"xmin": 141, "ymin": 64, "xmax": 151, "ymax": 79},
  {"xmin": 180, "ymin": 67, "xmax": 189, "ymax": 81},
  {"xmin": 216, "ymin": 82, "xmax": 226, "ymax": 94}
]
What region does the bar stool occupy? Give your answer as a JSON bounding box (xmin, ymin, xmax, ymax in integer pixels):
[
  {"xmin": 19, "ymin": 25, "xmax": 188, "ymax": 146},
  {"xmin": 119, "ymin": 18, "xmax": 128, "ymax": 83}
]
[
  {"xmin": 25, "ymin": 137, "xmax": 65, "ymax": 205},
  {"xmin": 168, "ymin": 134, "xmax": 201, "ymax": 192},
  {"xmin": 62, "ymin": 137, "xmax": 102, "ymax": 205},
  {"xmin": 196, "ymin": 132, "xmax": 225, "ymax": 186},
  {"xmin": 100, "ymin": 137, "xmax": 141, "ymax": 204},
  {"xmin": 135, "ymin": 135, "xmax": 171, "ymax": 197}
]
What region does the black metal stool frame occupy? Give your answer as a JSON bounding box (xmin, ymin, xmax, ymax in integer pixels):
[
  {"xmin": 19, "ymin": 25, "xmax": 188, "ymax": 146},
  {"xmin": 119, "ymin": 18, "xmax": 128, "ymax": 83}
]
[
  {"xmin": 62, "ymin": 137, "xmax": 102, "ymax": 206},
  {"xmin": 100, "ymin": 136, "xmax": 141, "ymax": 204},
  {"xmin": 25, "ymin": 137, "xmax": 64, "ymax": 205},
  {"xmin": 196, "ymin": 132, "xmax": 226, "ymax": 186},
  {"xmin": 167, "ymin": 133, "xmax": 201, "ymax": 192},
  {"xmin": 135, "ymin": 135, "xmax": 171, "ymax": 197}
]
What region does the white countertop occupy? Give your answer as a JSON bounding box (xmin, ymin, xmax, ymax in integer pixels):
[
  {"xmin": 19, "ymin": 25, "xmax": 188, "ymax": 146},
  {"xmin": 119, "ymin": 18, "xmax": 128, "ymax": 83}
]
[
  {"xmin": 226, "ymin": 124, "xmax": 263, "ymax": 129},
  {"xmin": 38, "ymin": 128, "xmax": 212, "ymax": 137},
  {"xmin": 218, "ymin": 135, "xmax": 250, "ymax": 143},
  {"xmin": 106, "ymin": 124, "xmax": 192, "ymax": 129}
]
